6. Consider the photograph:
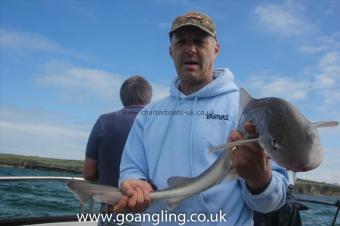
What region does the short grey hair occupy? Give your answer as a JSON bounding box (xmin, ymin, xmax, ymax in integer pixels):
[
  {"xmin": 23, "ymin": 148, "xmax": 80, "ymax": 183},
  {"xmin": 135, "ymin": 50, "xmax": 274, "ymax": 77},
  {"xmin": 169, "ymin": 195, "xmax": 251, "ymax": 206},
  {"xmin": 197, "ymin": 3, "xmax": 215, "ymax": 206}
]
[{"xmin": 120, "ymin": 76, "xmax": 152, "ymax": 107}]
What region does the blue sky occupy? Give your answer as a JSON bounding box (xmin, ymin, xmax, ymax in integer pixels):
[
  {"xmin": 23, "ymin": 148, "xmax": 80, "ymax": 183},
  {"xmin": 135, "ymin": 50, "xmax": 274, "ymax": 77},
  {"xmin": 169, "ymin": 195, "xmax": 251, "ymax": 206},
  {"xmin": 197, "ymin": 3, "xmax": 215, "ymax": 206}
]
[{"xmin": 0, "ymin": 0, "xmax": 339, "ymax": 183}]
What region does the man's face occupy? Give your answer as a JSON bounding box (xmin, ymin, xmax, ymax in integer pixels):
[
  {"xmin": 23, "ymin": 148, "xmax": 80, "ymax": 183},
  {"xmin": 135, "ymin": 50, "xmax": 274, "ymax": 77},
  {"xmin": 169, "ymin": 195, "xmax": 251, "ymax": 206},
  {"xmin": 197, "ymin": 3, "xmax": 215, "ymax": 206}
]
[{"xmin": 169, "ymin": 26, "xmax": 220, "ymax": 86}]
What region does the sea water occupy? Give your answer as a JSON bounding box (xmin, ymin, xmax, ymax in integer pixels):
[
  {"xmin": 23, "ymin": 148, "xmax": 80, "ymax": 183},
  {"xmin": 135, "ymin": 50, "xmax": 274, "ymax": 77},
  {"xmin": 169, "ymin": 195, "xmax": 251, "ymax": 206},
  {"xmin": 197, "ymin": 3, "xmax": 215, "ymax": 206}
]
[
  {"xmin": 0, "ymin": 166, "xmax": 82, "ymax": 219},
  {"xmin": 0, "ymin": 166, "xmax": 339, "ymax": 225}
]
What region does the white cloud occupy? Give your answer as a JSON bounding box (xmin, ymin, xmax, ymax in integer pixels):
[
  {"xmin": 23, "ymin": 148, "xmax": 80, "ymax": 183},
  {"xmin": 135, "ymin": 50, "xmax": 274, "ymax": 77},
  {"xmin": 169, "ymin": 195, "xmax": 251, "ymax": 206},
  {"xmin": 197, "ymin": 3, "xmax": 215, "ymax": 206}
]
[
  {"xmin": 152, "ymin": 83, "xmax": 169, "ymax": 101},
  {"xmin": 315, "ymin": 75, "xmax": 335, "ymax": 88},
  {"xmin": 0, "ymin": 121, "xmax": 87, "ymax": 141},
  {"xmin": 298, "ymin": 45, "xmax": 326, "ymax": 54},
  {"xmin": 37, "ymin": 61, "xmax": 170, "ymax": 105},
  {"xmin": 0, "ymin": 107, "xmax": 90, "ymax": 160},
  {"xmin": 0, "ymin": 28, "xmax": 67, "ymax": 53},
  {"xmin": 37, "ymin": 67, "xmax": 124, "ymax": 100},
  {"xmin": 254, "ymin": 3, "xmax": 315, "ymax": 36},
  {"xmin": 246, "ymin": 75, "xmax": 311, "ymax": 101},
  {"xmin": 315, "ymin": 52, "xmax": 340, "ymax": 88},
  {"xmin": 318, "ymin": 52, "xmax": 340, "ymax": 79},
  {"xmin": 253, "ymin": 2, "xmax": 339, "ymax": 107},
  {"xmin": 297, "ymin": 32, "xmax": 340, "ymax": 54},
  {"xmin": 246, "ymin": 50, "xmax": 340, "ymax": 108},
  {"xmin": 0, "ymin": 28, "xmax": 94, "ymax": 61},
  {"xmin": 313, "ymin": 52, "xmax": 340, "ymax": 107}
]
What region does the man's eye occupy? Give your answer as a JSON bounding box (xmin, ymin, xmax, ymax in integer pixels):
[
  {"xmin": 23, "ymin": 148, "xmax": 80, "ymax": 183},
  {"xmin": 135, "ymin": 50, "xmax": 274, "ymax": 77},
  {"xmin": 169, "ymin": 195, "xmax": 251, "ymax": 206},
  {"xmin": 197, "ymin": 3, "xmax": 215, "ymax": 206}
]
[{"xmin": 194, "ymin": 40, "xmax": 205, "ymax": 46}]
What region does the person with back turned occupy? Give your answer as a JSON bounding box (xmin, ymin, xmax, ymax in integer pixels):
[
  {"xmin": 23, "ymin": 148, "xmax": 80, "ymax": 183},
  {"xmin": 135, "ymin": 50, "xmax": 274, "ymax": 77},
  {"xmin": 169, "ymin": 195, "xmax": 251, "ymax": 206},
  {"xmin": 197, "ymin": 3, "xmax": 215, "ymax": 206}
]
[{"xmin": 83, "ymin": 75, "xmax": 152, "ymax": 215}]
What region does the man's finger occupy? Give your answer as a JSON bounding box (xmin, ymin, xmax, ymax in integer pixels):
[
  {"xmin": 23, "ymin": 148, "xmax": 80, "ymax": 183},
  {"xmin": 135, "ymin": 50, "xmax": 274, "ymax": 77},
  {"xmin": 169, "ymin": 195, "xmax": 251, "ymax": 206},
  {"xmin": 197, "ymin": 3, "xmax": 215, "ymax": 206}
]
[
  {"xmin": 229, "ymin": 129, "xmax": 243, "ymax": 142},
  {"xmin": 113, "ymin": 196, "xmax": 128, "ymax": 213},
  {"xmin": 127, "ymin": 190, "xmax": 137, "ymax": 209},
  {"xmin": 136, "ymin": 187, "xmax": 144, "ymax": 207},
  {"xmin": 142, "ymin": 186, "xmax": 151, "ymax": 207},
  {"xmin": 121, "ymin": 181, "xmax": 135, "ymax": 197}
]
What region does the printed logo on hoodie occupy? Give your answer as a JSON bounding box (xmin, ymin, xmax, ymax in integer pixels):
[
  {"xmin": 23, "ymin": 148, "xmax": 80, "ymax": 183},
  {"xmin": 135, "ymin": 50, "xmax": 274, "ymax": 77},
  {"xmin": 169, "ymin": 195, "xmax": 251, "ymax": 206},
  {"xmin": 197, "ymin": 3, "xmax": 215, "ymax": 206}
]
[{"xmin": 206, "ymin": 112, "xmax": 229, "ymax": 120}]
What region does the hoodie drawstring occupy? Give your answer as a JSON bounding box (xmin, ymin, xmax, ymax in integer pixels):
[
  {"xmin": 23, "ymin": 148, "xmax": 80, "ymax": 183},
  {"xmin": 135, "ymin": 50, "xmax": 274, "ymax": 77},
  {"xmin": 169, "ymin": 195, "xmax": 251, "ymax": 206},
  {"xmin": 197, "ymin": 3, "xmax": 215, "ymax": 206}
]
[
  {"xmin": 151, "ymin": 95, "xmax": 179, "ymax": 180},
  {"xmin": 189, "ymin": 97, "xmax": 198, "ymax": 173},
  {"xmin": 190, "ymin": 97, "xmax": 214, "ymax": 213}
]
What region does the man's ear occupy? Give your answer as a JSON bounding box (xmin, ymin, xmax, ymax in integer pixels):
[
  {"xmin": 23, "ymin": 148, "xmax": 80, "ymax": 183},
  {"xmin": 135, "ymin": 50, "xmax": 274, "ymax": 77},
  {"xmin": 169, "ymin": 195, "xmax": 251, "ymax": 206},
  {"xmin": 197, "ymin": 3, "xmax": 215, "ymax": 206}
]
[
  {"xmin": 214, "ymin": 42, "xmax": 220, "ymax": 58},
  {"xmin": 169, "ymin": 46, "xmax": 173, "ymax": 59}
]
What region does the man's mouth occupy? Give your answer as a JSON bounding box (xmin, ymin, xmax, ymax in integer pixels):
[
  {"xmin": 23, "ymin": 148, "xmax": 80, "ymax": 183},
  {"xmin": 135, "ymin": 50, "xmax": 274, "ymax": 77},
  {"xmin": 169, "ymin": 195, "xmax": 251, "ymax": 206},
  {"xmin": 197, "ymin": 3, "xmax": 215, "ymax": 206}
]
[{"xmin": 183, "ymin": 60, "xmax": 199, "ymax": 66}]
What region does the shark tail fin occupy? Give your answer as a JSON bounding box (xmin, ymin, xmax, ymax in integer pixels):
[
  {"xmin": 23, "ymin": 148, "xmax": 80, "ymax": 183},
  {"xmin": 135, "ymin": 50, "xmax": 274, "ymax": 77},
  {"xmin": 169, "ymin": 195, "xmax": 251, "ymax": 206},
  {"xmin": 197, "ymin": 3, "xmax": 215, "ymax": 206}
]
[
  {"xmin": 66, "ymin": 181, "xmax": 123, "ymax": 205},
  {"xmin": 312, "ymin": 121, "xmax": 339, "ymax": 128},
  {"xmin": 67, "ymin": 181, "xmax": 94, "ymax": 203},
  {"xmin": 209, "ymin": 138, "xmax": 260, "ymax": 153}
]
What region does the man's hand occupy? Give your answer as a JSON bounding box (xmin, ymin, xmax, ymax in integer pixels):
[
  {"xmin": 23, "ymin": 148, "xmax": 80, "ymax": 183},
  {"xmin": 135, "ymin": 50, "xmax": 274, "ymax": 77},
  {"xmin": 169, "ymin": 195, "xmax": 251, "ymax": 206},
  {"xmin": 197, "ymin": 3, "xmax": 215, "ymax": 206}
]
[
  {"xmin": 229, "ymin": 122, "xmax": 271, "ymax": 194},
  {"xmin": 113, "ymin": 179, "xmax": 153, "ymax": 213}
]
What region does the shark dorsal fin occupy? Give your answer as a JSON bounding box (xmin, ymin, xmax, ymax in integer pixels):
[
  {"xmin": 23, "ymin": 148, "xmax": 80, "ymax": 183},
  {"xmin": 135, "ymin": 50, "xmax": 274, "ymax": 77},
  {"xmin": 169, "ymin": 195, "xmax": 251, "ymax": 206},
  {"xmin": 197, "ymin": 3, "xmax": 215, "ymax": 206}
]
[
  {"xmin": 238, "ymin": 88, "xmax": 254, "ymax": 122},
  {"xmin": 312, "ymin": 121, "xmax": 339, "ymax": 128},
  {"xmin": 167, "ymin": 176, "xmax": 195, "ymax": 188},
  {"xmin": 209, "ymin": 138, "xmax": 260, "ymax": 153}
]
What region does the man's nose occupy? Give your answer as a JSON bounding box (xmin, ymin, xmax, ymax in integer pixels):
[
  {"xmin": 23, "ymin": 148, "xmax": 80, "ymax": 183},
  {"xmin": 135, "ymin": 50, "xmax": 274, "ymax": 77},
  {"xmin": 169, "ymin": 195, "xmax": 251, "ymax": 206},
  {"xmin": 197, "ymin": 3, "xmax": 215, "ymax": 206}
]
[{"xmin": 184, "ymin": 42, "xmax": 197, "ymax": 54}]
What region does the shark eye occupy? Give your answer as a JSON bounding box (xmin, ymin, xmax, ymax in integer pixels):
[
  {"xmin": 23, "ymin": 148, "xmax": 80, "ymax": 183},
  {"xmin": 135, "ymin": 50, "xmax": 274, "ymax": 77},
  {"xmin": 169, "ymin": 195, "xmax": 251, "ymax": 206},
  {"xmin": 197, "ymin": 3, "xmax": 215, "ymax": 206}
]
[{"xmin": 271, "ymin": 139, "xmax": 278, "ymax": 151}]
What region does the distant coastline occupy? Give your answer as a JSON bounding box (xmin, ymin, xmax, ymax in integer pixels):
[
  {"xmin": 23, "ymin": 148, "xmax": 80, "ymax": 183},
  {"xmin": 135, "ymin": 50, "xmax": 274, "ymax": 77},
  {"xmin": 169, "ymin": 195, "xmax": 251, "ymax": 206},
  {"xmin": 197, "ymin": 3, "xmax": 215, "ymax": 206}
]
[
  {"xmin": 294, "ymin": 179, "xmax": 340, "ymax": 196},
  {"xmin": 0, "ymin": 153, "xmax": 82, "ymax": 174},
  {"xmin": 0, "ymin": 153, "xmax": 339, "ymax": 196}
]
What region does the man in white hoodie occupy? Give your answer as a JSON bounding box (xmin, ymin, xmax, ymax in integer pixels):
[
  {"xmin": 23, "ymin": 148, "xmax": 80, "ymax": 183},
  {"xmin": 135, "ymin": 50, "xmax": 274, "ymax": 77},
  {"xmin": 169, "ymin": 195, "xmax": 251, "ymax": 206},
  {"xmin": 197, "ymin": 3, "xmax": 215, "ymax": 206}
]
[{"xmin": 114, "ymin": 12, "xmax": 288, "ymax": 225}]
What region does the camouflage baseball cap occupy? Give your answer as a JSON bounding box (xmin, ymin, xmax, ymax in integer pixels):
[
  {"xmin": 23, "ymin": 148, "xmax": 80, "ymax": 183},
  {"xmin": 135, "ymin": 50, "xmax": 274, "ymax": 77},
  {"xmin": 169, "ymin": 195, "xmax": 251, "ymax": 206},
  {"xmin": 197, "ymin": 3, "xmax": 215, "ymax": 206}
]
[{"xmin": 169, "ymin": 12, "xmax": 216, "ymax": 38}]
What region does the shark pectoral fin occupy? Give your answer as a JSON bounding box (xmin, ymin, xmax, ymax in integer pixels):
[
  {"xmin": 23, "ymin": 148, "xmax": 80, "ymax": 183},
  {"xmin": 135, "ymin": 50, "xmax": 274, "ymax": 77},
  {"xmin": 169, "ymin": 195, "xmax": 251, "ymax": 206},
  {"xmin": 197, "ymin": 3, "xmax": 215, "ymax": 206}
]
[
  {"xmin": 209, "ymin": 138, "xmax": 260, "ymax": 153},
  {"xmin": 167, "ymin": 176, "xmax": 195, "ymax": 187},
  {"xmin": 238, "ymin": 88, "xmax": 254, "ymax": 122},
  {"xmin": 164, "ymin": 196, "xmax": 189, "ymax": 210},
  {"xmin": 312, "ymin": 121, "xmax": 339, "ymax": 128}
]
